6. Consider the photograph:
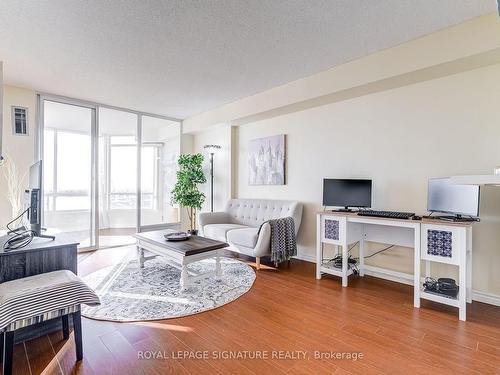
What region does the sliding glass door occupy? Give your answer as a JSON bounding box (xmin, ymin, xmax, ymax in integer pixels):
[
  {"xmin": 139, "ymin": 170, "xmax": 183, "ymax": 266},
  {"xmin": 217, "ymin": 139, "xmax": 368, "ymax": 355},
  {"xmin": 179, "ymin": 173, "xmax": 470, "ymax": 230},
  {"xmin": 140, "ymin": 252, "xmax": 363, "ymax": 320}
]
[
  {"xmin": 140, "ymin": 116, "xmax": 181, "ymax": 228},
  {"xmin": 39, "ymin": 95, "xmax": 181, "ymax": 251},
  {"xmin": 41, "ymin": 99, "xmax": 97, "ymax": 250},
  {"xmin": 98, "ymin": 108, "xmax": 138, "ymax": 247}
]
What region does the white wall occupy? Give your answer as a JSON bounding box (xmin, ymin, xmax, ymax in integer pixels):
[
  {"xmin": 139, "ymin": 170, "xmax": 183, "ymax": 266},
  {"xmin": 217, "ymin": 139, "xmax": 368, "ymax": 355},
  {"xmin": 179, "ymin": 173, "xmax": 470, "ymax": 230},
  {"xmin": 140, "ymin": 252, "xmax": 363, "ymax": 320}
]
[
  {"xmin": 234, "ymin": 64, "xmax": 500, "ymax": 296},
  {"xmin": 0, "ymin": 85, "xmax": 37, "ymax": 224},
  {"xmin": 186, "ymin": 14, "xmax": 500, "ymax": 299}
]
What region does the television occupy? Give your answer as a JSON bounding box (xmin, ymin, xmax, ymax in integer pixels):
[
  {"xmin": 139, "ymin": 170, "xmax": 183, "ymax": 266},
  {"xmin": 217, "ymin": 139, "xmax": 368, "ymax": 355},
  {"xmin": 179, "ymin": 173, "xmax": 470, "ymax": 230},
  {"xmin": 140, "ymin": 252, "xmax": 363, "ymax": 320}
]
[
  {"xmin": 28, "ymin": 160, "xmax": 43, "ymax": 235},
  {"xmin": 323, "ymin": 179, "xmax": 372, "ymax": 211},
  {"xmin": 427, "ymin": 178, "xmax": 480, "ymax": 218}
]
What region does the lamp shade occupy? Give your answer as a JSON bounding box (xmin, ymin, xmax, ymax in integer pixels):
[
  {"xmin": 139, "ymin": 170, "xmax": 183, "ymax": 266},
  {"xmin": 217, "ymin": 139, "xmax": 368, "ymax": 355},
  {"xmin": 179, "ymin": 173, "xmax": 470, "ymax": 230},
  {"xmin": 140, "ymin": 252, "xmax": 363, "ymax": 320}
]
[{"xmin": 203, "ymin": 144, "xmax": 221, "ymax": 154}]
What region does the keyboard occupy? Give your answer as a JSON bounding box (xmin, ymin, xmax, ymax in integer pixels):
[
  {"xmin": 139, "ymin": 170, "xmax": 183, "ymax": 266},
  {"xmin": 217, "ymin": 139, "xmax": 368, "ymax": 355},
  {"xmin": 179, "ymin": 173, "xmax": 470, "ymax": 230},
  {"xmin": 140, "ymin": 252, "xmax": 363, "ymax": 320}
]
[{"xmin": 357, "ymin": 210, "xmax": 415, "ymax": 220}]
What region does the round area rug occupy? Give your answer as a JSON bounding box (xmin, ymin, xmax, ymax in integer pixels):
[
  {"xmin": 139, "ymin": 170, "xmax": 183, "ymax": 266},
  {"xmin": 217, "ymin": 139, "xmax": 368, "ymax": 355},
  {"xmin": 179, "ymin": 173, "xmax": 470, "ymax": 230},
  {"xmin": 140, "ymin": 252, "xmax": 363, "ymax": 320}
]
[{"xmin": 81, "ymin": 256, "xmax": 255, "ymax": 321}]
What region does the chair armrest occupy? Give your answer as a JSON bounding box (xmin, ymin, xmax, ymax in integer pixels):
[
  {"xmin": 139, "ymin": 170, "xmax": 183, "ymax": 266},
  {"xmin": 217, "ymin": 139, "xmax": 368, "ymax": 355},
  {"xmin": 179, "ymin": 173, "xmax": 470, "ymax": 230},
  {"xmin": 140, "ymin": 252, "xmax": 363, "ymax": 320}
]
[{"xmin": 198, "ymin": 212, "xmax": 230, "ymax": 228}]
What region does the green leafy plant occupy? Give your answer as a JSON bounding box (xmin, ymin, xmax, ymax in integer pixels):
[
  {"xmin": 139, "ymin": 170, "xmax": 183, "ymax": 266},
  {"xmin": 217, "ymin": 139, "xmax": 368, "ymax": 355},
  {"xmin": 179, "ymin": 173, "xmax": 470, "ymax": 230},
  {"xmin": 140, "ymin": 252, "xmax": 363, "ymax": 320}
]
[{"xmin": 171, "ymin": 153, "xmax": 207, "ymax": 231}]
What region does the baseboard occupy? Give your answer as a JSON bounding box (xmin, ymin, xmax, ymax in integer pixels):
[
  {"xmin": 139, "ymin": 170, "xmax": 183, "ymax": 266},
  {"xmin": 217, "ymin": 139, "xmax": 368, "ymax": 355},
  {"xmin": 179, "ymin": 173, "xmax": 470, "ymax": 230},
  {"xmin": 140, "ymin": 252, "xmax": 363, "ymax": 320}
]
[
  {"xmin": 295, "ymin": 254, "xmax": 500, "ymax": 307},
  {"xmin": 472, "ymin": 290, "xmax": 500, "ymax": 307},
  {"xmin": 292, "ymin": 253, "xmax": 316, "ymax": 263},
  {"xmin": 362, "ymin": 265, "xmax": 414, "ymax": 286}
]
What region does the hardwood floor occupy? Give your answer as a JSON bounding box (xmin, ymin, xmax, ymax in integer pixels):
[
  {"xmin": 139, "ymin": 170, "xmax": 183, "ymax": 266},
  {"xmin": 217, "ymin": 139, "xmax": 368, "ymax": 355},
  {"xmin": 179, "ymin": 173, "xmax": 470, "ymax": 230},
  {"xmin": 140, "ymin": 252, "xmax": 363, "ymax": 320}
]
[{"xmin": 6, "ymin": 246, "xmax": 500, "ymax": 375}]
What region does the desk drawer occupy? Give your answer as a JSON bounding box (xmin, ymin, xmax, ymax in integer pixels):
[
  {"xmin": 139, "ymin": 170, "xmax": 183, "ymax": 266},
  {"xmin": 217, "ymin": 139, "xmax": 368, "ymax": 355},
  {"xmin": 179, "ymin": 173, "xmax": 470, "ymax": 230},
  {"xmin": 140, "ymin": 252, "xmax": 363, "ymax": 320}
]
[{"xmin": 421, "ymin": 224, "xmax": 465, "ymax": 265}]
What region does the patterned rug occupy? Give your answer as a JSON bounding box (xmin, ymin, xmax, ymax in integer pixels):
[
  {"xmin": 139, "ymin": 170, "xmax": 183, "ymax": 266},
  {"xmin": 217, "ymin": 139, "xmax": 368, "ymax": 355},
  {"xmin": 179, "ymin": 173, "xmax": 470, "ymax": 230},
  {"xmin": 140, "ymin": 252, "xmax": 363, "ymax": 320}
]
[{"xmin": 81, "ymin": 256, "xmax": 255, "ymax": 321}]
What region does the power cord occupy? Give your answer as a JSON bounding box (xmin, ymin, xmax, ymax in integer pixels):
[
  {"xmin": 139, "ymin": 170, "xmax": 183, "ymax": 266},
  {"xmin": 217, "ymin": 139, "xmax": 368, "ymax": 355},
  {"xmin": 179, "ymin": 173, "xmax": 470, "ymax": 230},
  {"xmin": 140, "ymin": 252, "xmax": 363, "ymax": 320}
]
[
  {"xmin": 3, "ymin": 208, "xmax": 35, "ymax": 251},
  {"xmin": 323, "ymin": 241, "xmax": 359, "ymax": 262},
  {"xmin": 6, "ymin": 207, "xmax": 30, "ymax": 234},
  {"xmin": 323, "ymin": 242, "xmax": 360, "ymax": 275},
  {"xmin": 323, "ymin": 243, "xmax": 396, "ymax": 277},
  {"xmin": 354, "ymin": 244, "xmax": 395, "ymax": 260},
  {"xmin": 3, "ymin": 231, "xmax": 35, "ymax": 250}
]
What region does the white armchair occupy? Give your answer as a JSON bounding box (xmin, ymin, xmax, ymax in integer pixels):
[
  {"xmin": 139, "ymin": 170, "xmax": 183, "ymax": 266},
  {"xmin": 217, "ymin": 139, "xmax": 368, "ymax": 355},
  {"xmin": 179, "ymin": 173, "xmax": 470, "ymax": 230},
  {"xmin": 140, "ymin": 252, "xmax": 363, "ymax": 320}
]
[{"xmin": 198, "ymin": 199, "xmax": 303, "ymax": 269}]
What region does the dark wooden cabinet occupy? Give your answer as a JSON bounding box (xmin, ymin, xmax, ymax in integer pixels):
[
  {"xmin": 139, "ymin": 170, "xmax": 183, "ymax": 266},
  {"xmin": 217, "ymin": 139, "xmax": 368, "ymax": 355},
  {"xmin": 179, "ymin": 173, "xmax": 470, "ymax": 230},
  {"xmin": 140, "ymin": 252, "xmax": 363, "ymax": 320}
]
[{"xmin": 0, "ymin": 235, "xmax": 78, "ymax": 342}]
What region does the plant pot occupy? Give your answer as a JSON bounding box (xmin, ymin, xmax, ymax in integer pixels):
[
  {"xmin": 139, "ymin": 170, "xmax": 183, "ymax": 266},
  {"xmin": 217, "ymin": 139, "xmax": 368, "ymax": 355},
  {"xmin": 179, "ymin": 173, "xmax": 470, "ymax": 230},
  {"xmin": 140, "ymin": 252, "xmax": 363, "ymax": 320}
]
[{"xmin": 187, "ymin": 229, "xmax": 198, "ymax": 236}]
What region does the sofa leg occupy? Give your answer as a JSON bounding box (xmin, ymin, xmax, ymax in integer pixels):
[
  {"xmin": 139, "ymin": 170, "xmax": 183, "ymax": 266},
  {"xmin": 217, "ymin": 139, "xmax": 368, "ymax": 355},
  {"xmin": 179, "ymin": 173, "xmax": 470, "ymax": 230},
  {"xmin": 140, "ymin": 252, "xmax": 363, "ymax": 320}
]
[{"xmin": 255, "ymin": 257, "xmax": 261, "ymax": 270}]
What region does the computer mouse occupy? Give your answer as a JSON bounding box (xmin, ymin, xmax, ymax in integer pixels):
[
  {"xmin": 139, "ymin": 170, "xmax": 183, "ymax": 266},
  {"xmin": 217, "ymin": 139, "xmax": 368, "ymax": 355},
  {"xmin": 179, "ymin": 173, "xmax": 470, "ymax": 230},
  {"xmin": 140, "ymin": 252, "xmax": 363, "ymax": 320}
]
[{"xmin": 412, "ymin": 215, "xmax": 422, "ymax": 220}]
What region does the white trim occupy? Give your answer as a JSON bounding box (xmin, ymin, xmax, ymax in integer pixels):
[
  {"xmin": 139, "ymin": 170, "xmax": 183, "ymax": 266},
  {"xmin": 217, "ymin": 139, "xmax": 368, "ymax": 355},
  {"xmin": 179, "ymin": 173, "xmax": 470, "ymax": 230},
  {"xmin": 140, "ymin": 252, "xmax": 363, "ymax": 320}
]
[
  {"xmin": 472, "ymin": 290, "xmax": 500, "ymax": 307},
  {"xmin": 36, "ymin": 91, "xmax": 181, "ymax": 122},
  {"xmin": 299, "ymin": 255, "xmax": 500, "ymax": 307},
  {"xmin": 362, "ymin": 265, "xmax": 414, "ymax": 286},
  {"xmin": 293, "ymin": 253, "xmax": 316, "ymax": 263}
]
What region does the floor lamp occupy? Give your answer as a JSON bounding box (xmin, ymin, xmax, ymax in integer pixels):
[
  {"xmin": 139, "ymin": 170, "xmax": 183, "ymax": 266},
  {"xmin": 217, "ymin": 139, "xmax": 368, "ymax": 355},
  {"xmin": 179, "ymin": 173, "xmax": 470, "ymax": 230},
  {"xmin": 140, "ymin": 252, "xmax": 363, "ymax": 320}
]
[{"xmin": 203, "ymin": 144, "xmax": 221, "ymax": 212}]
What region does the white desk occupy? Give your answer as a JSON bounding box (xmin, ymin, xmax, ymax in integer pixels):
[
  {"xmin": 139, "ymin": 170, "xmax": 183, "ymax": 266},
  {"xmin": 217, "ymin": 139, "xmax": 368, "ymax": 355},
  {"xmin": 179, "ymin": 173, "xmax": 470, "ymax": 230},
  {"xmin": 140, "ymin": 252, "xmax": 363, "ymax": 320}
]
[{"xmin": 316, "ymin": 212, "xmax": 473, "ymax": 321}]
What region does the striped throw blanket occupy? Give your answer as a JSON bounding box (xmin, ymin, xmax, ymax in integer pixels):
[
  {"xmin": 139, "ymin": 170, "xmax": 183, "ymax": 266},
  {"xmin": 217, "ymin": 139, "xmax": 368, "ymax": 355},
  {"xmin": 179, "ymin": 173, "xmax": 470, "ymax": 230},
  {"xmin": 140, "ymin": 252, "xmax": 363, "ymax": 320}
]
[
  {"xmin": 0, "ymin": 270, "xmax": 100, "ymax": 332},
  {"xmin": 261, "ymin": 217, "xmax": 297, "ymax": 266}
]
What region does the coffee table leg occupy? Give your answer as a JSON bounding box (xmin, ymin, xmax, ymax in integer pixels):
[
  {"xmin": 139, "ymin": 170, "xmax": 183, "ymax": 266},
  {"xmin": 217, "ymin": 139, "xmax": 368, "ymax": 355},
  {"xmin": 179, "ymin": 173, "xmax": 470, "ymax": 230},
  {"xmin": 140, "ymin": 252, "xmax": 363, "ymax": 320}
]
[
  {"xmin": 180, "ymin": 264, "xmax": 189, "ymax": 290},
  {"xmin": 138, "ymin": 246, "xmax": 145, "ymax": 269},
  {"xmin": 215, "ymin": 250, "xmax": 222, "ymax": 281}
]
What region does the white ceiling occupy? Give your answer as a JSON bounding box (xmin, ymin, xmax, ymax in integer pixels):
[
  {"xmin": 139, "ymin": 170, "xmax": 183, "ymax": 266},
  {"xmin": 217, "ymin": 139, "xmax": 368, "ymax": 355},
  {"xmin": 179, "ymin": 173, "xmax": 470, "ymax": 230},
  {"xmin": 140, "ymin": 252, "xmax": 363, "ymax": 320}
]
[{"xmin": 0, "ymin": 1, "xmax": 496, "ymax": 119}]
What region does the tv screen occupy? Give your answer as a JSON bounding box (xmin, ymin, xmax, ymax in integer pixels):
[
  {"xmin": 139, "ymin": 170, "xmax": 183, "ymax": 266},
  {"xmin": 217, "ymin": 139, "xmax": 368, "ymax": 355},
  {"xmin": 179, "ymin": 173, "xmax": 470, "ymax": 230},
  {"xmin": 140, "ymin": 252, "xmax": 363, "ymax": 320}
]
[
  {"xmin": 323, "ymin": 179, "xmax": 372, "ymax": 208},
  {"xmin": 427, "ymin": 178, "xmax": 480, "ymax": 217}
]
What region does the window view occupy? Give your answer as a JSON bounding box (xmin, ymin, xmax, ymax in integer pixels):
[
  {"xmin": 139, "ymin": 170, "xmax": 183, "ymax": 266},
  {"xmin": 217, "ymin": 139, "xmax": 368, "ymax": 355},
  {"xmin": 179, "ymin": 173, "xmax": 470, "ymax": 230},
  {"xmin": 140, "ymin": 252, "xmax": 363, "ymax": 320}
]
[
  {"xmin": 98, "ymin": 108, "xmax": 138, "ymax": 248},
  {"xmin": 44, "ymin": 130, "xmax": 91, "ymax": 212},
  {"xmin": 108, "ymin": 137, "xmax": 158, "ymax": 210},
  {"xmin": 42, "ymin": 100, "xmax": 94, "ymax": 248}
]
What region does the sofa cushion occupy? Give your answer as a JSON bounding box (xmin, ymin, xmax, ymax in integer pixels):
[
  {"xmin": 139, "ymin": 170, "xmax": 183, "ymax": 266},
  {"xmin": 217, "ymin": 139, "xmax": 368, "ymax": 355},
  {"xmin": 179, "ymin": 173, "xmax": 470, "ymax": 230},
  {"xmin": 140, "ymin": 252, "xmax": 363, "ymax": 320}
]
[
  {"xmin": 203, "ymin": 224, "xmax": 249, "ymax": 242},
  {"xmin": 226, "ymin": 227, "xmax": 260, "ymax": 249}
]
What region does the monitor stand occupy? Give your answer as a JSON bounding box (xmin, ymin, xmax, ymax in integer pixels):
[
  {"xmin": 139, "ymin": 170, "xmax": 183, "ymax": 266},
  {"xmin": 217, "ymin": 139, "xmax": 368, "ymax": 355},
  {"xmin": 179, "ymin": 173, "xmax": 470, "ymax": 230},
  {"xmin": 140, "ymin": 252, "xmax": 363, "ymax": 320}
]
[
  {"xmin": 334, "ymin": 207, "xmax": 354, "ymax": 212},
  {"xmin": 30, "ymin": 223, "xmax": 56, "ymax": 240}
]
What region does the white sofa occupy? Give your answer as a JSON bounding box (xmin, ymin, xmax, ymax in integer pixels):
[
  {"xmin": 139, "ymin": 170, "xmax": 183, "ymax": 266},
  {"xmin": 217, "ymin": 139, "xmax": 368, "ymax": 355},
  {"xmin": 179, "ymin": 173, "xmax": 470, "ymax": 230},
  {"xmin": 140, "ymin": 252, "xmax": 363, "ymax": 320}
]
[{"xmin": 198, "ymin": 199, "xmax": 303, "ymax": 269}]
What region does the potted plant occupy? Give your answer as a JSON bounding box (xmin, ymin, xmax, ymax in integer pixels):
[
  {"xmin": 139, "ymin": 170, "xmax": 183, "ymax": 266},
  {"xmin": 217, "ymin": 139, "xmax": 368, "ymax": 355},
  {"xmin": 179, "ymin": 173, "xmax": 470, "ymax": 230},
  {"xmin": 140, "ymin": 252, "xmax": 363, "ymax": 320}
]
[{"xmin": 171, "ymin": 153, "xmax": 207, "ymax": 235}]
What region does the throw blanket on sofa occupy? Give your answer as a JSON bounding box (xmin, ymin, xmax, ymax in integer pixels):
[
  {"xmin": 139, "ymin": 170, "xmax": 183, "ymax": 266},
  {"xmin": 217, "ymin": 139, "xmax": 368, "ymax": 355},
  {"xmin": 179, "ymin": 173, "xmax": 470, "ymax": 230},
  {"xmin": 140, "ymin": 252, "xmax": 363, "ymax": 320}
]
[{"xmin": 260, "ymin": 217, "xmax": 297, "ymax": 266}]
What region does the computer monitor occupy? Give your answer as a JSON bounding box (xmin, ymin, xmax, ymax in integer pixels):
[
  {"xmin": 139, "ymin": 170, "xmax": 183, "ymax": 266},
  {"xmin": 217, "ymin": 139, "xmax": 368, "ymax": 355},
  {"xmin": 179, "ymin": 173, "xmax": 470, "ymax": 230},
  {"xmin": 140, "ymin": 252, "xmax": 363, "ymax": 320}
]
[
  {"xmin": 28, "ymin": 160, "xmax": 42, "ymax": 235},
  {"xmin": 427, "ymin": 178, "xmax": 480, "ymax": 218},
  {"xmin": 323, "ymin": 179, "xmax": 372, "ymax": 211}
]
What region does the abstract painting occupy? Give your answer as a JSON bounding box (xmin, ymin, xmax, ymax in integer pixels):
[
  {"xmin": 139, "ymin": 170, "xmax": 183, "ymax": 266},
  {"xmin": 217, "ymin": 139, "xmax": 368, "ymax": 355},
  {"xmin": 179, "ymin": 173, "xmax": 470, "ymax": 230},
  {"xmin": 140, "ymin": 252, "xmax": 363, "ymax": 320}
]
[{"xmin": 248, "ymin": 134, "xmax": 285, "ymax": 185}]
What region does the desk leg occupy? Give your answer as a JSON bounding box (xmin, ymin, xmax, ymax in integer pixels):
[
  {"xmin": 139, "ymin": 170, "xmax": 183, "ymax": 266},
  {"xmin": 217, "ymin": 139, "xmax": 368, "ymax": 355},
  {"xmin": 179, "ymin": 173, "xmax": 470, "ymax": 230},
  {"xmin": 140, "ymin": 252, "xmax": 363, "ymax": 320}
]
[
  {"xmin": 466, "ymin": 227, "xmax": 472, "ymax": 304},
  {"xmin": 414, "ymin": 227, "xmax": 421, "ymax": 308},
  {"xmin": 359, "ymin": 237, "xmax": 365, "ymax": 277},
  {"xmin": 466, "ymin": 251, "xmax": 472, "ymax": 304},
  {"xmin": 459, "ymin": 244, "xmax": 467, "ymax": 321},
  {"xmin": 342, "ymin": 243, "xmax": 348, "ymax": 287},
  {"xmin": 316, "ymin": 215, "xmax": 322, "ymax": 280}
]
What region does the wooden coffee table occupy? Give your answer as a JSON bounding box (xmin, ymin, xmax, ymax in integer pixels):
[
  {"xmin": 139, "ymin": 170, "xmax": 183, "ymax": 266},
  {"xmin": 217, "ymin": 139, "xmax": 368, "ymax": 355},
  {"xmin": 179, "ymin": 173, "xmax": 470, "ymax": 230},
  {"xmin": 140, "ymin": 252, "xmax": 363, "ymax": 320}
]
[{"xmin": 134, "ymin": 229, "xmax": 228, "ymax": 289}]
